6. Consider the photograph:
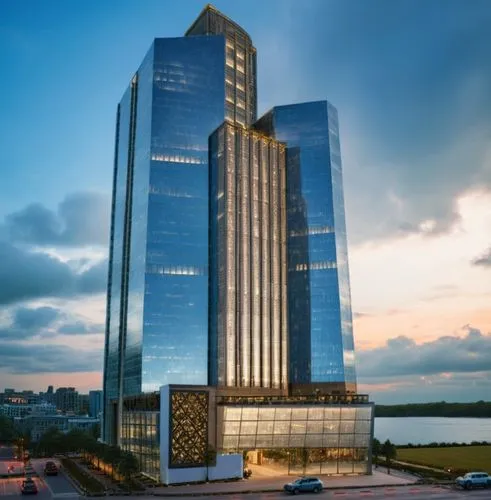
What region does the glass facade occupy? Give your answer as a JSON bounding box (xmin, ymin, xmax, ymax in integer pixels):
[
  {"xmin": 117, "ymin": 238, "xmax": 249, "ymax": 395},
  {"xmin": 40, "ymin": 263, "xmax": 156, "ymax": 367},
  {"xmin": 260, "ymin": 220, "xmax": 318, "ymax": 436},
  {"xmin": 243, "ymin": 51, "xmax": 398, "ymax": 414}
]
[
  {"xmin": 121, "ymin": 410, "xmax": 160, "ymax": 481},
  {"xmin": 186, "ymin": 4, "xmax": 257, "ymax": 127},
  {"xmin": 104, "ymin": 7, "xmax": 367, "ymax": 480},
  {"xmin": 255, "ymin": 101, "xmax": 357, "ymax": 386},
  {"xmin": 209, "ymin": 123, "xmax": 288, "ymax": 390},
  {"xmin": 218, "ymin": 403, "xmax": 372, "ymax": 474},
  {"xmin": 103, "ymin": 35, "xmax": 226, "ymax": 443}
]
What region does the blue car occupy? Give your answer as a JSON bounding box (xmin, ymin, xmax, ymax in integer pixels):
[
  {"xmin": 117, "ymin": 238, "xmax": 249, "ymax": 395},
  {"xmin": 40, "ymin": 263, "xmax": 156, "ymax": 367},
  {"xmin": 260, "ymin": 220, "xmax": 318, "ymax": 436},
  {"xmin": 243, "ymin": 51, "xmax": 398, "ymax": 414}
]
[{"xmin": 284, "ymin": 477, "xmax": 324, "ymax": 494}]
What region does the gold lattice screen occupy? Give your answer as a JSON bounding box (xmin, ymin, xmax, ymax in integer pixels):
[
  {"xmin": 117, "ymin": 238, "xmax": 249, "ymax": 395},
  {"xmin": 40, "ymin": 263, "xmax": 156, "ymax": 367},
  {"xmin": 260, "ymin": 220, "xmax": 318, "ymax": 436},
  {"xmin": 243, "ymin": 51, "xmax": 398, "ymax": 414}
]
[{"xmin": 169, "ymin": 390, "xmax": 209, "ymax": 467}]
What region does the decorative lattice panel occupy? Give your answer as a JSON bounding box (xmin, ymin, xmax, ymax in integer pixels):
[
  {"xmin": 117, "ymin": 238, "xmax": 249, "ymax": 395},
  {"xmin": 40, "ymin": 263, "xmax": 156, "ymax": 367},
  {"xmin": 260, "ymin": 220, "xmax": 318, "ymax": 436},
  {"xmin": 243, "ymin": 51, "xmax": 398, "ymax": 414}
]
[{"xmin": 170, "ymin": 390, "xmax": 209, "ymax": 467}]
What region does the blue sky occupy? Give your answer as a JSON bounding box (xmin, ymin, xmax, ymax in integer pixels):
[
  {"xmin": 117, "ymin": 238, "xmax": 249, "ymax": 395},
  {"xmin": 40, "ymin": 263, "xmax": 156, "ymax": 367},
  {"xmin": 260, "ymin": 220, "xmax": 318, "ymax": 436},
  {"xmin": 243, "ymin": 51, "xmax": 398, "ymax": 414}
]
[{"xmin": 1, "ymin": 0, "xmax": 490, "ymax": 403}]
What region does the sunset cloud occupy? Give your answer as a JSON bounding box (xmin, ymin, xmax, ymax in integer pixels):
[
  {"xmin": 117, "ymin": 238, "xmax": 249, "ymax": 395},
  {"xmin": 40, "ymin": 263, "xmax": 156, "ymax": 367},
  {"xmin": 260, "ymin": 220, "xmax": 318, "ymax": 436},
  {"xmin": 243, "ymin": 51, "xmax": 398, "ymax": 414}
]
[{"xmin": 357, "ymin": 327, "xmax": 491, "ymax": 379}]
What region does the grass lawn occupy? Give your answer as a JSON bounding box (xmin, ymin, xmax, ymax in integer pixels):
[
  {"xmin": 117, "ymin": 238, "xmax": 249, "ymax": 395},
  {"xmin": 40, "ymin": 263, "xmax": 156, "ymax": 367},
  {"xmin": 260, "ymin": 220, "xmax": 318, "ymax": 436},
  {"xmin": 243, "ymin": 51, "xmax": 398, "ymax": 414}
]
[{"xmin": 397, "ymin": 446, "xmax": 491, "ymax": 472}]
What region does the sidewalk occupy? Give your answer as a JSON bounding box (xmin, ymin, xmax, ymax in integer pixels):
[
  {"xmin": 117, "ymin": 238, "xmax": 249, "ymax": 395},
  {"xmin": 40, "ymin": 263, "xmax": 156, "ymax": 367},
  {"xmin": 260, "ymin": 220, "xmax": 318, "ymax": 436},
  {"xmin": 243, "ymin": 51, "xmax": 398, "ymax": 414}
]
[{"xmin": 151, "ymin": 470, "xmax": 418, "ymax": 496}]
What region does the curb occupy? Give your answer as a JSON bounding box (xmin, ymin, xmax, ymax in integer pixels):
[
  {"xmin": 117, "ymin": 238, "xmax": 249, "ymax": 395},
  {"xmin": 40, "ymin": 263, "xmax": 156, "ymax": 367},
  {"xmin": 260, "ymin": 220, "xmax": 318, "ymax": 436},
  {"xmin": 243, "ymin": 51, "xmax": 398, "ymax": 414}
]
[{"xmin": 149, "ymin": 481, "xmax": 422, "ymax": 497}]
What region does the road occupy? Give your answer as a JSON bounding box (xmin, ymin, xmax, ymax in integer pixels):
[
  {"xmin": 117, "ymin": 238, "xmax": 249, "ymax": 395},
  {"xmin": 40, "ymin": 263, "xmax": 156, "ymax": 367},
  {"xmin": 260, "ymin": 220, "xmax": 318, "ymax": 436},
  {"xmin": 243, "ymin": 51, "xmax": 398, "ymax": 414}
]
[
  {"xmin": 1, "ymin": 461, "xmax": 490, "ymax": 500},
  {"xmin": 0, "ymin": 477, "xmax": 49, "ymax": 499},
  {"xmin": 0, "ymin": 458, "xmax": 79, "ymax": 500},
  {"xmin": 110, "ymin": 485, "xmax": 491, "ymax": 500},
  {"xmin": 30, "ymin": 459, "xmax": 79, "ymax": 499}
]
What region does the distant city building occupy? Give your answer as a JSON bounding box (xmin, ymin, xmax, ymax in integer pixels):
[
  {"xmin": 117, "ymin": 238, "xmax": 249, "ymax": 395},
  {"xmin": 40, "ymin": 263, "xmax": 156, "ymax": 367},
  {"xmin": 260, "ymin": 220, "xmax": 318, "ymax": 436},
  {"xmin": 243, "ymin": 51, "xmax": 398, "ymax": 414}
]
[
  {"xmin": 89, "ymin": 390, "xmax": 103, "ymax": 418},
  {"xmin": 0, "ymin": 390, "xmax": 40, "ymax": 406},
  {"xmin": 55, "ymin": 387, "xmax": 79, "ymax": 414},
  {"xmin": 0, "ymin": 403, "xmax": 57, "ymax": 419},
  {"xmin": 103, "ymin": 4, "xmax": 373, "ymax": 484},
  {"xmin": 16, "ymin": 415, "xmax": 99, "ymax": 442},
  {"xmin": 78, "ymin": 394, "xmax": 90, "ymax": 415}
]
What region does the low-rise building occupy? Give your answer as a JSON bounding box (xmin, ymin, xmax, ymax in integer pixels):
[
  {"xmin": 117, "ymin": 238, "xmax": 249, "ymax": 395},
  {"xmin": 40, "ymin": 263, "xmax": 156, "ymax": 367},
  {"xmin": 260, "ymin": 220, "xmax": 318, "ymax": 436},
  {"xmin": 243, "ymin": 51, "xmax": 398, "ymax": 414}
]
[
  {"xmin": 17, "ymin": 415, "xmax": 99, "ymax": 442},
  {"xmin": 0, "ymin": 403, "xmax": 57, "ymax": 419}
]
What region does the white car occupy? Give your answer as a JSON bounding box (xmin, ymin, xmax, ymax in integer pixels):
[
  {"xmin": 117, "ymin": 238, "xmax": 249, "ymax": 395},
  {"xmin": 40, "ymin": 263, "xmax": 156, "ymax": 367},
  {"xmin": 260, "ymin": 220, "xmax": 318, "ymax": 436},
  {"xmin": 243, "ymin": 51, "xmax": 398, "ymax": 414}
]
[{"xmin": 456, "ymin": 472, "xmax": 491, "ymax": 489}]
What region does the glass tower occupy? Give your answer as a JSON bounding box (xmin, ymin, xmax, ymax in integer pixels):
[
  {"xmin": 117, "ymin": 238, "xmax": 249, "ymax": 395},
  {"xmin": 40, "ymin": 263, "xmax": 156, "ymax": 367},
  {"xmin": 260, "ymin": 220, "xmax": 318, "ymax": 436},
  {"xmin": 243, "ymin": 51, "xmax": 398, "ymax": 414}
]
[
  {"xmin": 103, "ymin": 34, "xmax": 229, "ymax": 443},
  {"xmin": 103, "ymin": 4, "xmax": 259, "ymax": 445},
  {"xmin": 104, "ymin": 5, "xmax": 359, "ymax": 449},
  {"xmin": 209, "ymin": 122, "xmax": 288, "ymax": 392},
  {"xmin": 255, "ymin": 101, "xmax": 357, "ymax": 391}
]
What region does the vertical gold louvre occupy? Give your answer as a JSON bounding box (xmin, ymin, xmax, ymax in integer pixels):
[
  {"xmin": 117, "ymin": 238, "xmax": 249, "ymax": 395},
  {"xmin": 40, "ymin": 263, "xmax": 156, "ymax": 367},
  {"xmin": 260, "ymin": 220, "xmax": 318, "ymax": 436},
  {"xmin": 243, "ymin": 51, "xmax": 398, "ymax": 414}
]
[{"xmin": 213, "ymin": 122, "xmax": 288, "ymax": 391}]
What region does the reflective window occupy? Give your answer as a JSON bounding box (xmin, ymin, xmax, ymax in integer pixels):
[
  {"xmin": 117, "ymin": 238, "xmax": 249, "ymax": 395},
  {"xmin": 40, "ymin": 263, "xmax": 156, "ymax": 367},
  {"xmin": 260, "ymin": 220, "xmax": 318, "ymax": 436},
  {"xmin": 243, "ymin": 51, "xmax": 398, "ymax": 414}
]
[
  {"xmin": 254, "ymin": 101, "xmax": 357, "ymax": 386},
  {"xmin": 121, "ymin": 410, "xmax": 160, "ymax": 481},
  {"xmin": 104, "ymin": 35, "xmax": 228, "ymax": 425},
  {"xmin": 218, "ymin": 403, "xmax": 373, "ymax": 475}
]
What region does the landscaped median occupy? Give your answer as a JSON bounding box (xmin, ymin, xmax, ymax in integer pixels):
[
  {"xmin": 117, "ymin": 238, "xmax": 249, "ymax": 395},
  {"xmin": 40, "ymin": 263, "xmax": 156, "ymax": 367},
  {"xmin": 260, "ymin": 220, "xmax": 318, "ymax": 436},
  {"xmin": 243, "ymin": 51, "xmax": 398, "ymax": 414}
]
[{"xmin": 60, "ymin": 457, "xmax": 106, "ymax": 496}]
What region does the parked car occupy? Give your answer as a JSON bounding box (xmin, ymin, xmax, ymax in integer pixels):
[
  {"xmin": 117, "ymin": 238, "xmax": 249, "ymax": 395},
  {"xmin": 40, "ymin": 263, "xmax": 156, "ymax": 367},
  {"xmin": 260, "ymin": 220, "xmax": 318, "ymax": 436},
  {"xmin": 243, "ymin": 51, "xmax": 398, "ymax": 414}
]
[
  {"xmin": 456, "ymin": 472, "xmax": 491, "ymax": 489},
  {"xmin": 21, "ymin": 478, "xmax": 38, "ymax": 495},
  {"xmin": 284, "ymin": 477, "xmax": 324, "ymax": 494},
  {"xmin": 44, "ymin": 461, "xmax": 58, "ymax": 476}
]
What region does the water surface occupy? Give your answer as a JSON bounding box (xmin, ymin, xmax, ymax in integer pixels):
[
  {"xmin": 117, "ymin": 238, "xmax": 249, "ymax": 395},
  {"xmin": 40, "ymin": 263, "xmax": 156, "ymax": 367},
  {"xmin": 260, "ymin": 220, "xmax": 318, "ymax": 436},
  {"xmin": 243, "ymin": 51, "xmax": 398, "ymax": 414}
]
[{"xmin": 375, "ymin": 417, "xmax": 491, "ymax": 445}]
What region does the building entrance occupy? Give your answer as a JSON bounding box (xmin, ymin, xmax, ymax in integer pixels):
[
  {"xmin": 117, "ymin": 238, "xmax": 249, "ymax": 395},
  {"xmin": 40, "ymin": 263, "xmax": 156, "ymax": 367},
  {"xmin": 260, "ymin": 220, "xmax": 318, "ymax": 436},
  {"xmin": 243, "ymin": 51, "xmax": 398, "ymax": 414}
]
[{"xmin": 245, "ymin": 448, "xmax": 369, "ymax": 476}]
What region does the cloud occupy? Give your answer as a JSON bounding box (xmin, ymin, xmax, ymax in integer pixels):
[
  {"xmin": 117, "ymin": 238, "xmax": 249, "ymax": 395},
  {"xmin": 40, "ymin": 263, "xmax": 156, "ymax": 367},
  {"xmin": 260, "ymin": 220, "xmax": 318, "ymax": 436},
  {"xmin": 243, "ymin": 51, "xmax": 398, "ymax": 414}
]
[
  {"xmin": 3, "ymin": 192, "xmax": 110, "ymax": 247},
  {"xmin": 77, "ymin": 259, "xmax": 108, "ymax": 294},
  {"xmin": 0, "ymin": 241, "xmax": 107, "ymax": 305},
  {"xmin": 0, "ymin": 341, "xmax": 102, "ymax": 374},
  {"xmin": 58, "ymin": 321, "xmax": 104, "ymax": 335},
  {"xmin": 350, "ymin": 190, "xmax": 491, "ymax": 313},
  {"xmin": 357, "ymin": 326, "xmax": 491, "ymax": 379},
  {"xmin": 13, "ymin": 306, "xmax": 60, "ymax": 330},
  {"xmin": 0, "ymin": 305, "xmax": 104, "ymax": 340},
  {"xmin": 472, "ymin": 247, "xmax": 491, "ymax": 267},
  {"xmin": 288, "ymin": 1, "xmax": 491, "ymax": 244}
]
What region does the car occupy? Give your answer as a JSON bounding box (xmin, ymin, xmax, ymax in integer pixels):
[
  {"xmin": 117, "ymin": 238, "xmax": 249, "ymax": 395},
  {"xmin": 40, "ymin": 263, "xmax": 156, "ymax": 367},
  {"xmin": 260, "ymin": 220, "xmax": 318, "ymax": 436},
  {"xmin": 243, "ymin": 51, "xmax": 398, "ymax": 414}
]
[
  {"xmin": 456, "ymin": 472, "xmax": 491, "ymax": 489},
  {"xmin": 44, "ymin": 461, "xmax": 58, "ymax": 476},
  {"xmin": 284, "ymin": 477, "xmax": 324, "ymax": 494},
  {"xmin": 21, "ymin": 478, "xmax": 38, "ymax": 495}
]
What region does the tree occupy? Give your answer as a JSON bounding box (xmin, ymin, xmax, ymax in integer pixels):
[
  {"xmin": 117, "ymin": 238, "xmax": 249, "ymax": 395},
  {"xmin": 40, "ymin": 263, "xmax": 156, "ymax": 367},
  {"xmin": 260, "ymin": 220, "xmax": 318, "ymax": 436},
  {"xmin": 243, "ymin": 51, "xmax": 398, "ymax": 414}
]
[
  {"xmin": 65, "ymin": 428, "xmax": 89, "ymax": 454},
  {"xmin": 102, "ymin": 445, "xmax": 122, "ymax": 479},
  {"xmin": 0, "ymin": 416, "xmax": 17, "ymax": 444},
  {"xmin": 381, "ymin": 439, "xmax": 397, "ymax": 475},
  {"xmin": 90, "ymin": 423, "xmax": 101, "ymax": 441},
  {"xmin": 117, "ymin": 451, "xmax": 139, "ymax": 488},
  {"xmin": 37, "ymin": 428, "xmax": 64, "ymax": 457},
  {"xmin": 372, "ymin": 438, "xmax": 381, "ymax": 468}
]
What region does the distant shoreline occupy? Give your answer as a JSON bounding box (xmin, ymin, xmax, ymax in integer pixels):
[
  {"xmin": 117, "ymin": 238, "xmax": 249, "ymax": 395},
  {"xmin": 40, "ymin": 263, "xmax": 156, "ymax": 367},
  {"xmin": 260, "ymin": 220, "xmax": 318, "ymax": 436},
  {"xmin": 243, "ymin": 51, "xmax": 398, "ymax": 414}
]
[{"xmin": 375, "ymin": 401, "xmax": 491, "ymax": 418}]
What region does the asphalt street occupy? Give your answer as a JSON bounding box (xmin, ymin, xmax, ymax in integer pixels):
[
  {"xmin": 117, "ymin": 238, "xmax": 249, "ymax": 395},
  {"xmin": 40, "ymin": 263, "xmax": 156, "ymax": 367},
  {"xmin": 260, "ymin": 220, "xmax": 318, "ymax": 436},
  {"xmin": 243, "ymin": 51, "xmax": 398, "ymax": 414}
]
[
  {"xmin": 0, "ymin": 458, "xmax": 79, "ymax": 500},
  {"xmin": 1, "ymin": 458, "xmax": 489, "ymax": 500},
  {"xmin": 0, "ymin": 476, "xmax": 49, "ymax": 499},
  {"xmin": 110, "ymin": 485, "xmax": 491, "ymax": 500},
  {"xmin": 30, "ymin": 459, "xmax": 79, "ymax": 498}
]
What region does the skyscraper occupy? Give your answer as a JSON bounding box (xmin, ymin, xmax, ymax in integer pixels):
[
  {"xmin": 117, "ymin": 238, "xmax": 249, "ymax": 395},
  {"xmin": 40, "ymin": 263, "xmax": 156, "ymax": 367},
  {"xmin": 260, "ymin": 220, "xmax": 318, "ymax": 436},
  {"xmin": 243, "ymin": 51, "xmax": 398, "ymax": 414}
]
[
  {"xmin": 255, "ymin": 101, "xmax": 357, "ymax": 393},
  {"xmin": 209, "ymin": 122, "xmax": 288, "ymax": 392},
  {"xmin": 103, "ymin": 4, "xmax": 258, "ymax": 444},
  {"xmin": 103, "ymin": 4, "xmax": 372, "ymax": 483}
]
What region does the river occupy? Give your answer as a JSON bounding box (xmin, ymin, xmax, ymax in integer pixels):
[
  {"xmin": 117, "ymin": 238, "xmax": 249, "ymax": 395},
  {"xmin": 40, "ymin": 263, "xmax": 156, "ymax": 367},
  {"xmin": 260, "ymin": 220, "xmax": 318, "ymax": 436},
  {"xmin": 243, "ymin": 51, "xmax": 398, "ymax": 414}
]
[{"xmin": 374, "ymin": 417, "xmax": 491, "ymax": 445}]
